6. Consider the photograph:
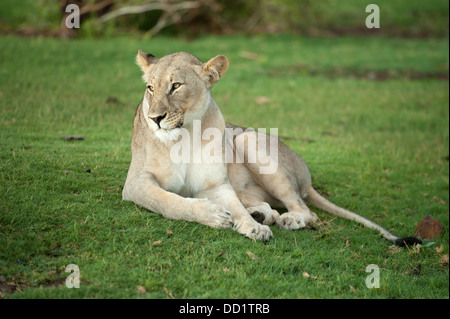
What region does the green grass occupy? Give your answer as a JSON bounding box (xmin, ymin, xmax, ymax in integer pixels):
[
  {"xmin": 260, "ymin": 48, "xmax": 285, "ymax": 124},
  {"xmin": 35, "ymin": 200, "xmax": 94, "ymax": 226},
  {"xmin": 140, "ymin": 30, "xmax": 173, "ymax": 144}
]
[{"xmin": 0, "ymin": 34, "xmax": 448, "ymax": 299}]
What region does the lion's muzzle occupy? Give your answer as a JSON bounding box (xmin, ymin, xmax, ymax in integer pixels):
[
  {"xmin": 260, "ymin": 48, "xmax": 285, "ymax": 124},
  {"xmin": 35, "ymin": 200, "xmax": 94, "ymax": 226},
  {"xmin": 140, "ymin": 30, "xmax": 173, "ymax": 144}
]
[{"xmin": 150, "ymin": 113, "xmax": 167, "ymax": 128}]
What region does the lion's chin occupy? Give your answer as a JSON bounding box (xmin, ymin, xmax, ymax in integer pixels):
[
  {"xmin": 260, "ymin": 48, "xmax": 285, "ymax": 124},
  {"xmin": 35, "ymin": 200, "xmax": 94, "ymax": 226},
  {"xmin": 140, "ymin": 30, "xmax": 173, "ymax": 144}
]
[{"xmin": 154, "ymin": 126, "xmax": 184, "ymax": 142}]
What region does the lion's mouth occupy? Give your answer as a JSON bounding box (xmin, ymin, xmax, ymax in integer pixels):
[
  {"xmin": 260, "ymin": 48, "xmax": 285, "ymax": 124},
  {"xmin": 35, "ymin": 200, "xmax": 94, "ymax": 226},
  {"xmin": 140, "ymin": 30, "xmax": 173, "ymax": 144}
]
[
  {"xmin": 154, "ymin": 122, "xmax": 184, "ymax": 142},
  {"xmin": 158, "ymin": 122, "xmax": 183, "ymax": 132}
]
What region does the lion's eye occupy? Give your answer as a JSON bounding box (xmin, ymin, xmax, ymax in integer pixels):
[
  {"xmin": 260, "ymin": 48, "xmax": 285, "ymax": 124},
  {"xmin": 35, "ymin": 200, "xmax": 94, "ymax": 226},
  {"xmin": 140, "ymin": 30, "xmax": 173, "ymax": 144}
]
[
  {"xmin": 170, "ymin": 82, "xmax": 181, "ymax": 93},
  {"xmin": 147, "ymin": 85, "xmax": 154, "ymax": 93}
]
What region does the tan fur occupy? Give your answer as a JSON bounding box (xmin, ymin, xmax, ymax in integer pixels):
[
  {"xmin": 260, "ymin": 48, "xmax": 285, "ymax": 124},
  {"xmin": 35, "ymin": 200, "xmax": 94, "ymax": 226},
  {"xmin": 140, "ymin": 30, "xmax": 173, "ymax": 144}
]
[
  {"xmin": 123, "ymin": 50, "xmax": 413, "ymax": 244},
  {"xmin": 123, "ymin": 51, "xmax": 272, "ymax": 240}
]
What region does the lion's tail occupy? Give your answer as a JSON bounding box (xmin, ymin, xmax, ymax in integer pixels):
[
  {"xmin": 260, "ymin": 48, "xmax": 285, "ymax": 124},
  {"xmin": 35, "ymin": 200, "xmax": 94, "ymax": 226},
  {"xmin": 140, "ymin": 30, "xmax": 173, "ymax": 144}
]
[{"xmin": 306, "ymin": 187, "xmax": 421, "ymax": 247}]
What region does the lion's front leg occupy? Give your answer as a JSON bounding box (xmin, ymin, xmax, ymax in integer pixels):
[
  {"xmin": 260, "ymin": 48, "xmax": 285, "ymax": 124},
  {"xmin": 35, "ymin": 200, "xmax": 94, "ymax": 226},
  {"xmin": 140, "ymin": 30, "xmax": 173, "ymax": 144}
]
[
  {"xmin": 123, "ymin": 173, "xmax": 233, "ymax": 229},
  {"xmin": 197, "ymin": 183, "xmax": 273, "ymax": 241}
]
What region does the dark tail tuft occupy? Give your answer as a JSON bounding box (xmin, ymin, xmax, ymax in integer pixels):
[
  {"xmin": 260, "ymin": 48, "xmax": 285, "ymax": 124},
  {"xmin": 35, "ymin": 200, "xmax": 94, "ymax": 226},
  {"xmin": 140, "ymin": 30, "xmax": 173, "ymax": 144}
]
[{"xmin": 394, "ymin": 237, "xmax": 422, "ymax": 247}]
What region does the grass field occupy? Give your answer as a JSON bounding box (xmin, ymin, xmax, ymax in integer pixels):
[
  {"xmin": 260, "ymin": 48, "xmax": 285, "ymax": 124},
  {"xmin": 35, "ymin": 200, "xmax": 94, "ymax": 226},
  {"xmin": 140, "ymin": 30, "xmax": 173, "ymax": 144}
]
[{"xmin": 0, "ymin": 34, "xmax": 448, "ymax": 299}]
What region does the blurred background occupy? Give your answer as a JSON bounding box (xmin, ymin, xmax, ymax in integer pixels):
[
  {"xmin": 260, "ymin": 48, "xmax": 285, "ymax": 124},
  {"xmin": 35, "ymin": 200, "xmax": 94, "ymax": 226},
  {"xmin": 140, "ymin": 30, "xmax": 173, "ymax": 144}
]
[{"xmin": 0, "ymin": 0, "xmax": 448, "ymax": 39}]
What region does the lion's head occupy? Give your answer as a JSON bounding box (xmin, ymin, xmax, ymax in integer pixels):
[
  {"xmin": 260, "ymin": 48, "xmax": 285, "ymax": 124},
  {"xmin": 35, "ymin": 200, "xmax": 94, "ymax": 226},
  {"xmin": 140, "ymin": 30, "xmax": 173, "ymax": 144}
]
[{"xmin": 136, "ymin": 50, "xmax": 229, "ymax": 138}]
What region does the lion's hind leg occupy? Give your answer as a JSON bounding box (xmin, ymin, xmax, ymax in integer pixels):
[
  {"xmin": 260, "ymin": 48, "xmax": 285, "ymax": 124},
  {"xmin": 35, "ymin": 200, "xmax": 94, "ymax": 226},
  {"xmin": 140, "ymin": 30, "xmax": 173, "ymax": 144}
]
[
  {"xmin": 261, "ymin": 176, "xmax": 318, "ymax": 230},
  {"xmin": 228, "ymin": 162, "xmax": 280, "ymax": 225},
  {"xmin": 238, "ymin": 187, "xmax": 280, "ymax": 226},
  {"xmin": 230, "ymin": 130, "xmax": 317, "ymax": 229},
  {"xmin": 237, "ymin": 177, "xmax": 317, "ymax": 230}
]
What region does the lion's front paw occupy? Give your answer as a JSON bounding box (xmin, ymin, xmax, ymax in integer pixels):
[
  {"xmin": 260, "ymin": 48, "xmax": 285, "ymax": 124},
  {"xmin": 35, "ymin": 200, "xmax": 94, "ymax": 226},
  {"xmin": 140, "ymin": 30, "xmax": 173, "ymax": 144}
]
[
  {"xmin": 276, "ymin": 210, "xmax": 317, "ymax": 230},
  {"xmin": 192, "ymin": 199, "xmax": 233, "ymax": 229},
  {"xmin": 207, "ymin": 206, "xmax": 234, "ymax": 229},
  {"xmin": 234, "ymin": 219, "xmax": 273, "ymax": 241}
]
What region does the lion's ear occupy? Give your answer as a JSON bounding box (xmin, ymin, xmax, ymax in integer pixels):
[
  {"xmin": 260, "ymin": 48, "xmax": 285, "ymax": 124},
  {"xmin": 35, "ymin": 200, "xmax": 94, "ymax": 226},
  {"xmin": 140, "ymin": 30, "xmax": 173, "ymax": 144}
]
[
  {"xmin": 136, "ymin": 49, "xmax": 158, "ymax": 74},
  {"xmin": 202, "ymin": 55, "xmax": 229, "ymax": 85}
]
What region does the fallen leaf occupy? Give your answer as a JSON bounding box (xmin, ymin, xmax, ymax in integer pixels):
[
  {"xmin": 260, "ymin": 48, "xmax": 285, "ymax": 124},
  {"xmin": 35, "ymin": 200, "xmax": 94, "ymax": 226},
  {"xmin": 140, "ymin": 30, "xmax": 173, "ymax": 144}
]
[
  {"xmin": 223, "ymin": 268, "xmax": 230, "ymax": 273},
  {"xmin": 152, "ymin": 240, "xmax": 162, "ymax": 246},
  {"xmin": 106, "ymin": 96, "xmax": 120, "ymax": 104},
  {"xmin": 166, "ymin": 229, "xmax": 173, "ymax": 235},
  {"xmin": 300, "ymin": 137, "xmax": 315, "ymax": 143},
  {"xmin": 246, "ymin": 251, "xmax": 260, "ymax": 260},
  {"xmin": 436, "ymin": 245, "xmax": 444, "ymax": 255},
  {"xmin": 410, "ymin": 244, "xmax": 421, "ymax": 255},
  {"xmin": 351, "ymin": 252, "xmax": 360, "ymax": 259},
  {"xmin": 414, "ymin": 215, "xmax": 444, "ymax": 239},
  {"xmin": 136, "ymin": 285, "xmax": 146, "ymax": 295},
  {"xmin": 440, "ymin": 254, "xmax": 449, "ymax": 267},
  {"xmin": 240, "ymin": 51, "xmax": 262, "ymax": 61},
  {"xmin": 433, "ymin": 196, "xmax": 446, "ymax": 204},
  {"xmin": 302, "ymin": 271, "xmax": 317, "ymax": 279},
  {"xmin": 388, "ymin": 245, "xmax": 402, "ymax": 255},
  {"xmin": 163, "ymin": 287, "xmax": 175, "ymax": 299},
  {"xmin": 255, "ymin": 96, "xmax": 271, "ymax": 104}
]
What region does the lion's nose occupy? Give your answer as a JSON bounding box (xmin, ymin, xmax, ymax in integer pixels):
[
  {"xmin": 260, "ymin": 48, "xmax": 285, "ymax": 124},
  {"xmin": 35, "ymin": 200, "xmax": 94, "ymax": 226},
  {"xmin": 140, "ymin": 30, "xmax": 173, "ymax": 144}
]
[{"xmin": 150, "ymin": 113, "xmax": 167, "ymax": 127}]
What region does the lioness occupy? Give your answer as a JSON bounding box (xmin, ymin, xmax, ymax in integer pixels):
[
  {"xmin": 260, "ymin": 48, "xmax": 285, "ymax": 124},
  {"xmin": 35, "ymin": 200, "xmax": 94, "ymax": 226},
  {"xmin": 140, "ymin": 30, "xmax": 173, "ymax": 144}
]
[{"xmin": 122, "ymin": 50, "xmax": 421, "ymax": 246}]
